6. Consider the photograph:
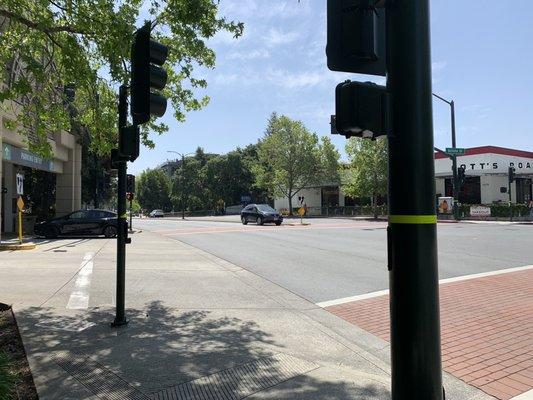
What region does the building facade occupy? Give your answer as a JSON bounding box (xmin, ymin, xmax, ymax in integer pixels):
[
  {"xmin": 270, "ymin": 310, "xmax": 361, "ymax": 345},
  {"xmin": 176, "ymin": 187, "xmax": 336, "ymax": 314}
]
[
  {"xmin": 435, "ymin": 146, "xmax": 533, "ymax": 204},
  {"xmin": 273, "ymin": 146, "xmax": 533, "ymax": 212},
  {"xmin": 1, "ymin": 110, "xmax": 82, "ymax": 236}
]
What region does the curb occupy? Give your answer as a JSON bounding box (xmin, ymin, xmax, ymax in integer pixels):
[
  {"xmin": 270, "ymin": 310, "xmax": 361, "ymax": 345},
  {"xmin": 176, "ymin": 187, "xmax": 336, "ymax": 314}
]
[{"xmin": 0, "ymin": 242, "xmax": 36, "ymax": 251}]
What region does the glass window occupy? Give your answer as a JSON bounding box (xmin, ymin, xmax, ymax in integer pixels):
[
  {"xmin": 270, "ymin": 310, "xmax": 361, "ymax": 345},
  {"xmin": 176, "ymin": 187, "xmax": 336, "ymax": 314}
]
[
  {"xmin": 257, "ymin": 204, "xmax": 276, "ymax": 212},
  {"xmin": 69, "ymin": 211, "xmax": 88, "ymax": 219}
]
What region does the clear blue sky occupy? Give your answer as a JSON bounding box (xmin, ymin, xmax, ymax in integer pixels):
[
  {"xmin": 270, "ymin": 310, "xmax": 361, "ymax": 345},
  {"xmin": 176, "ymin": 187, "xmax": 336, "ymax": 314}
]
[{"xmin": 130, "ymin": 0, "xmax": 533, "ymax": 174}]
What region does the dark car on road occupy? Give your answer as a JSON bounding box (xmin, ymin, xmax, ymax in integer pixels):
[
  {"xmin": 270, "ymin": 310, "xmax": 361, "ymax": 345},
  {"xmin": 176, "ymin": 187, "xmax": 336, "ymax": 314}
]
[
  {"xmin": 241, "ymin": 204, "xmax": 283, "ymax": 226},
  {"xmin": 35, "ymin": 209, "xmax": 120, "ymax": 239}
]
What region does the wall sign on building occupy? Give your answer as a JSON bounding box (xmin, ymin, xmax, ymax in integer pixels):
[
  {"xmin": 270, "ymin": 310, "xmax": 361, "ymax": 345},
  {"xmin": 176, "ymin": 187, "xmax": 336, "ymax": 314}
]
[{"xmin": 2, "ymin": 143, "xmax": 54, "ymax": 172}]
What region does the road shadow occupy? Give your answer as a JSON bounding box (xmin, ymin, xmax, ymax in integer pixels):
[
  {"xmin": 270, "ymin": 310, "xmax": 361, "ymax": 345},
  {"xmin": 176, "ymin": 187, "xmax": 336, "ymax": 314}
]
[{"xmin": 16, "ymin": 301, "xmax": 390, "ymax": 399}]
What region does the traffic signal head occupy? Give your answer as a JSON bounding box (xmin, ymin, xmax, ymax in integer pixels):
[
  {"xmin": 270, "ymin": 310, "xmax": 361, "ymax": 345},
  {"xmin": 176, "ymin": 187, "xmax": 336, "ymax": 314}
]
[
  {"xmin": 326, "ymin": 0, "xmax": 386, "ymax": 76},
  {"xmin": 131, "ymin": 22, "xmax": 169, "ymax": 125},
  {"xmin": 457, "ymin": 166, "xmax": 466, "ymax": 186},
  {"xmin": 119, "ymin": 125, "xmax": 140, "ymax": 162},
  {"xmin": 333, "ymin": 80, "xmax": 389, "ymax": 139},
  {"xmin": 508, "ymin": 166, "xmax": 516, "ymax": 183},
  {"xmin": 126, "ymin": 174, "xmax": 136, "ymax": 194}
]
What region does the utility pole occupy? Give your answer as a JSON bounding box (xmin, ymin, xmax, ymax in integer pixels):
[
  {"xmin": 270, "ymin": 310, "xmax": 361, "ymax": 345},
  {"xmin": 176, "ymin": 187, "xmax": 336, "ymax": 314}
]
[
  {"xmin": 112, "ymin": 84, "xmax": 129, "ymax": 327},
  {"xmin": 433, "ymin": 93, "xmax": 459, "ymax": 220},
  {"xmin": 387, "ymin": 1, "xmax": 443, "ymax": 399}
]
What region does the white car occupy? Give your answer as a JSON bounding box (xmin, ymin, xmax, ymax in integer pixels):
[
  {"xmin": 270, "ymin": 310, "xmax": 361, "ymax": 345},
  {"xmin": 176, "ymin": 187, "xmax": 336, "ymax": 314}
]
[{"xmin": 149, "ymin": 209, "xmax": 164, "ymax": 218}]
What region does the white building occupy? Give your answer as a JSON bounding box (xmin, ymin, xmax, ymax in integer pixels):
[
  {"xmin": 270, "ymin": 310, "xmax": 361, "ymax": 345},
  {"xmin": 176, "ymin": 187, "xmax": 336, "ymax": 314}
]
[
  {"xmin": 435, "ymin": 146, "xmax": 532, "ymax": 204},
  {"xmin": 274, "ymin": 146, "xmax": 533, "ymax": 212}
]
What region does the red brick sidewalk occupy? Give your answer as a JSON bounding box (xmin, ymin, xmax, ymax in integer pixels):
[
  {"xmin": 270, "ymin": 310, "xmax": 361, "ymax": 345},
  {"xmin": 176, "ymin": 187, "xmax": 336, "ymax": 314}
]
[{"xmin": 326, "ymin": 269, "xmax": 533, "ymax": 400}]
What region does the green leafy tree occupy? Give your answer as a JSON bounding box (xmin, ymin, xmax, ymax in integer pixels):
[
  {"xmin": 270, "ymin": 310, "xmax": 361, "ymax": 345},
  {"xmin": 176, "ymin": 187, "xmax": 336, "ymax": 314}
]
[
  {"xmin": 0, "ymin": 1, "xmax": 243, "ymax": 156},
  {"xmin": 136, "ymin": 169, "xmax": 171, "ymax": 212},
  {"xmin": 253, "ymin": 114, "xmax": 340, "ymax": 215},
  {"xmin": 344, "ymin": 137, "xmax": 388, "ymax": 219}
]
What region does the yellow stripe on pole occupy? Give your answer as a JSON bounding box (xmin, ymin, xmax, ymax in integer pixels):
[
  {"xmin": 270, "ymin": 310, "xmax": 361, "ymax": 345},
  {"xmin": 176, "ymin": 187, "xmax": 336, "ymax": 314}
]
[{"xmin": 389, "ymin": 215, "xmax": 437, "ymax": 224}]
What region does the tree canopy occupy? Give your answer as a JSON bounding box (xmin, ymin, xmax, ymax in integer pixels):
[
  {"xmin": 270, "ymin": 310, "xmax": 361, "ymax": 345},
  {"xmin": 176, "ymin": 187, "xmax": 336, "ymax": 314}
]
[
  {"xmin": 344, "ymin": 137, "xmax": 388, "ymax": 217},
  {"xmin": 0, "ymin": 0, "xmax": 243, "ymax": 156},
  {"xmin": 253, "ymin": 113, "xmax": 340, "ymax": 214},
  {"xmin": 136, "ymin": 168, "xmax": 171, "ymax": 212}
]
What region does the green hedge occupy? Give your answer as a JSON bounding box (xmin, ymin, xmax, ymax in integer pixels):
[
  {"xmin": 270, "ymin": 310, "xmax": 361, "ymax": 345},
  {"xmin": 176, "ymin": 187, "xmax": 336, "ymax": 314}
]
[{"xmin": 459, "ymin": 204, "xmax": 530, "ymax": 218}]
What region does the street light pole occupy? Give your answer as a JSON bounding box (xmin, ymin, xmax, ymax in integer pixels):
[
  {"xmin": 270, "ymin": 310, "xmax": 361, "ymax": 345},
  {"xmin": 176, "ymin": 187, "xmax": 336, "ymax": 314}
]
[
  {"xmin": 167, "ymin": 150, "xmax": 194, "ymax": 220},
  {"xmin": 181, "ymin": 154, "xmax": 185, "ymax": 220},
  {"xmin": 433, "ymin": 93, "xmax": 459, "ymax": 220}
]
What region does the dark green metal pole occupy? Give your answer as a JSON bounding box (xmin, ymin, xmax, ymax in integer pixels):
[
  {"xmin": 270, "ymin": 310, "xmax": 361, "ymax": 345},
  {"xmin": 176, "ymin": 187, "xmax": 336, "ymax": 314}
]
[
  {"xmin": 181, "ymin": 154, "xmax": 185, "ymax": 220},
  {"xmin": 386, "ymin": 1, "xmax": 443, "ymax": 399},
  {"xmin": 112, "ymin": 85, "xmax": 129, "ymax": 327},
  {"xmin": 450, "ymin": 101, "xmax": 459, "ymax": 220}
]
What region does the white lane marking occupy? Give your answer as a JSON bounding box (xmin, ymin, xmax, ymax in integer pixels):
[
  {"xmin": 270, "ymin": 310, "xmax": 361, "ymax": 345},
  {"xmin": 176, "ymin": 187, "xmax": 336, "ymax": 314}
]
[
  {"xmin": 510, "ymin": 389, "xmax": 533, "ymax": 400},
  {"xmin": 317, "ymin": 264, "xmax": 533, "ymax": 308},
  {"xmin": 66, "ymin": 252, "xmax": 94, "ymax": 310}
]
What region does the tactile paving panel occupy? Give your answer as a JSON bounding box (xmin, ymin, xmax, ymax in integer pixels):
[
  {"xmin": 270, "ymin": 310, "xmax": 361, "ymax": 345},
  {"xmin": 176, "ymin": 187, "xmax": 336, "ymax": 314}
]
[
  {"xmin": 55, "ymin": 351, "xmax": 150, "ymax": 399},
  {"xmin": 151, "ymin": 353, "xmax": 319, "ymax": 400}
]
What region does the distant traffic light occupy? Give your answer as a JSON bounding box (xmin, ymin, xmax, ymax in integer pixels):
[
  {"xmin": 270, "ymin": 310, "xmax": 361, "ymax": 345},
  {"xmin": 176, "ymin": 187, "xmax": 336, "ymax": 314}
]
[
  {"xmin": 130, "ymin": 22, "xmax": 169, "ymax": 126},
  {"xmin": 333, "ymin": 80, "xmax": 389, "ymax": 139},
  {"xmin": 457, "ymin": 166, "xmax": 466, "ymax": 187},
  {"xmin": 508, "ymin": 166, "xmax": 516, "ymax": 183},
  {"xmin": 326, "ymin": 0, "xmax": 386, "ymax": 76},
  {"xmin": 126, "ymin": 174, "xmax": 135, "ymax": 194}
]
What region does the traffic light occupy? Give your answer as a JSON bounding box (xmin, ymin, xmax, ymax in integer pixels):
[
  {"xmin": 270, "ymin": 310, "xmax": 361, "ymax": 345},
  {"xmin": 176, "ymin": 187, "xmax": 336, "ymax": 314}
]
[
  {"xmin": 130, "ymin": 22, "xmax": 169, "ymax": 126},
  {"xmin": 126, "ymin": 174, "xmax": 135, "ymax": 194},
  {"xmin": 457, "ymin": 166, "xmax": 466, "ymax": 187},
  {"xmin": 119, "ymin": 125, "xmax": 140, "ymax": 162},
  {"xmin": 508, "ymin": 166, "xmax": 516, "ymax": 183},
  {"xmin": 333, "ymin": 80, "xmax": 389, "ymax": 138},
  {"xmin": 326, "ymin": 0, "xmax": 386, "ymax": 76}
]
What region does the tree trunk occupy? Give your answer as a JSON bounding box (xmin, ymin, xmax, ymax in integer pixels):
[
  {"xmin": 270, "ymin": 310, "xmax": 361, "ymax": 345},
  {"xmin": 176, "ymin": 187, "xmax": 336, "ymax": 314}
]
[
  {"xmin": 373, "ymin": 194, "xmax": 378, "ymax": 219},
  {"xmin": 288, "ymin": 193, "xmax": 293, "ymax": 216}
]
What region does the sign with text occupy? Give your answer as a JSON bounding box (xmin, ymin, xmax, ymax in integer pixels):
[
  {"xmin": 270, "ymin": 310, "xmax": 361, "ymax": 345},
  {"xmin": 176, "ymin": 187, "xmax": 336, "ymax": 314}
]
[
  {"xmin": 470, "ymin": 206, "xmax": 491, "ymax": 217},
  {"xmin": 2, "ymin": 143, "xmax": 54, "ymax": 172},
  {"xmin": 16, "ymin": 173, "xmax": 24, "ymax": 195},
  {"xmin": 445, "ymin": 147, "xmax": 465, "ymax": 156}
]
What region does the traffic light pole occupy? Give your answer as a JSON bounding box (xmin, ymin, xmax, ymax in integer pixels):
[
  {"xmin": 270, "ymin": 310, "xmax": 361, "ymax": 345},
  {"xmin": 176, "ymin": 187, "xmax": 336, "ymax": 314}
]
[
  {"xmin": 386, "ymin": 1, "xmax": 443, "ymax": 399},
  {"xmin": 129, "ymin": 198, "xmax": 133, "ymax": 232},
  {"xmin": 509, "ymin": 179, "xmax": 512, "ymax": 222},
  {"xmin": 433, "ymin": 94, "xmax": 459, "ymax": 220},
  {"xmin": 112, "ymin": 85, "xmax": 129, "ymax": 327}
]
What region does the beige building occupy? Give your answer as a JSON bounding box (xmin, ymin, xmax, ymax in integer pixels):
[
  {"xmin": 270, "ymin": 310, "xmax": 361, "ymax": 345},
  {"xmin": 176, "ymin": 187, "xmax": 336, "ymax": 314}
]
[{"xmin": 0, "ymin": 110, "xmax": 82, "ymax": 235}]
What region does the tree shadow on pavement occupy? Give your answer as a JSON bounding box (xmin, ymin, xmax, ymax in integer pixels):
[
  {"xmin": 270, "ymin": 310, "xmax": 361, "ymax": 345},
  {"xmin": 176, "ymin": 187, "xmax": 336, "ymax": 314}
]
[{"xmin": 16, "ymin": 301, "xmax": 390, "ymax": 399}]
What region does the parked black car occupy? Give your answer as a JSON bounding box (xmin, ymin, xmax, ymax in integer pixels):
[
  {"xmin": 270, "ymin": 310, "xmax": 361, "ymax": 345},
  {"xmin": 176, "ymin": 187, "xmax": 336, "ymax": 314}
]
[
  {"xmin": 241, "ymin": 204, "xmax": 283, "ymax": 226},
  {"xmin": 35, "ymin": 209, "xmax": 120, "ymax": 238}
]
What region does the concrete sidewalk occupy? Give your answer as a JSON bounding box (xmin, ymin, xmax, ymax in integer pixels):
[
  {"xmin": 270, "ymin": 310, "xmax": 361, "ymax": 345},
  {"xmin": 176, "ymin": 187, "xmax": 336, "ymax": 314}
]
[{"xmin": 1, "ymin": 232, "xmax": 493, "ymax": 399}]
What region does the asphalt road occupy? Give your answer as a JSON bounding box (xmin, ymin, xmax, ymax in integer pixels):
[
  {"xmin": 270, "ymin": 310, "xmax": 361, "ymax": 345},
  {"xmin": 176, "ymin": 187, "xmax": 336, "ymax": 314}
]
[{"xmin": 135, "ymin": 217, "xmax": 533, "ymax": 304}]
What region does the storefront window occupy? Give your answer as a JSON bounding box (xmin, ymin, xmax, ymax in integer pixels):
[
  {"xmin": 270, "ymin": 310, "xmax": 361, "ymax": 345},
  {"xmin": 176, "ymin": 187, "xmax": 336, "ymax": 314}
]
[{"xmin": 445, "ymin": 177, "xmax": 481, "ymax": 204}]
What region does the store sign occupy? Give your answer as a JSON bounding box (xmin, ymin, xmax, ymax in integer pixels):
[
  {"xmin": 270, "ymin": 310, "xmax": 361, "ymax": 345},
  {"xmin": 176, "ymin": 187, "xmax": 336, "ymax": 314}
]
[
  {"xmin": 470, "ymin": 206, "xmax": 491, "ymax": 217},
  {"xmin": 458, "ymin": 161, "xmax": 533, "ymax": 171},
  {"xmin": 2, "ymin": 143, "xmax": 54, "ymax": 172}
]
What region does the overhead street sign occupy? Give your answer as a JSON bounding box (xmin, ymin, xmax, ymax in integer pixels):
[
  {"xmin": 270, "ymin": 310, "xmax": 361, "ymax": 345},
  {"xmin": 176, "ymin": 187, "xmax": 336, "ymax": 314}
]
[{"xmin": 445, "ymin": 147, "xmax": 465, "ymax": 156}]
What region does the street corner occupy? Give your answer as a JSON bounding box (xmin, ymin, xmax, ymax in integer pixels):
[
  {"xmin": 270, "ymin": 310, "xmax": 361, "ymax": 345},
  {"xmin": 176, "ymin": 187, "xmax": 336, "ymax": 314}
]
[
  {"xmin": 0, "ymin": 241, "xmax": 36, "ymax": 251},
  {"xmin": 322, "ymin": 266, "xmax": 533, "ymax": 400}
]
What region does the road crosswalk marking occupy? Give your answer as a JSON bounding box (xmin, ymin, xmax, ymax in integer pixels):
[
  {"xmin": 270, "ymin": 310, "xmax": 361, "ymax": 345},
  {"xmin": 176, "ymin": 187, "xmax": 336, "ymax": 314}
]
[{"xmin": 66, "ymin": 252, "xmax": 94, "ymax": 310}]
